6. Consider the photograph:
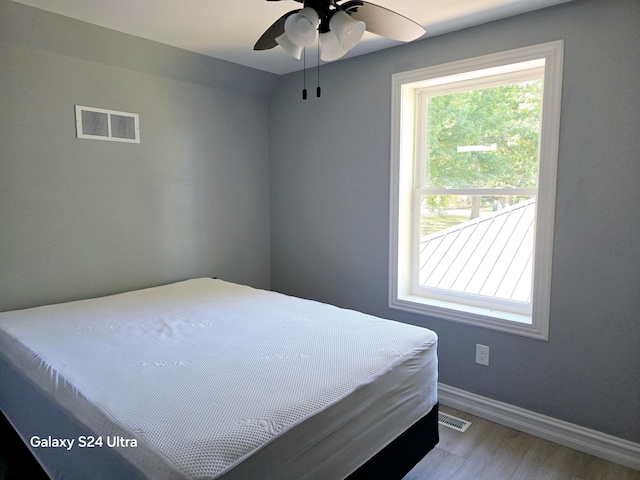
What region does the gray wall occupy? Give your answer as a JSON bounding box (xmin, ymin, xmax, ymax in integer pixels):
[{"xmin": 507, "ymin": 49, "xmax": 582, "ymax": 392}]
[
  {"xmin": 269, "ymin": 0, "xmax": 640, "ymax": 443},
  {"xmin": 0, "ymin": 0, "xmax": 277, "ymax": 311}
]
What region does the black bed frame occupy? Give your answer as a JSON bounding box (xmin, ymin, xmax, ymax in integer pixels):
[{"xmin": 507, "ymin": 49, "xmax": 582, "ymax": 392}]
[
  {"xmin": 348, "ymin": 402, "xmax": 439, "ymax": 480},
  {"xmin": 0, "ymin": 410, "xmax": 50, "ymax": 479}
]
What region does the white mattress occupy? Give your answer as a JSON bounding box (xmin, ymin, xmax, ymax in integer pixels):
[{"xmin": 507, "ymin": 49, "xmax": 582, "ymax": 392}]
[{"xmin": 0, "ymin": 279, "xmax": 438, "ymax": 479}]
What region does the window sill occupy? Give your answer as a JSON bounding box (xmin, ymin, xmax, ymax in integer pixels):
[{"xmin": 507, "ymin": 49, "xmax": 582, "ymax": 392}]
[{"xmin": 390, "ymin": 292, "xmax": 548, "ymax": 340}]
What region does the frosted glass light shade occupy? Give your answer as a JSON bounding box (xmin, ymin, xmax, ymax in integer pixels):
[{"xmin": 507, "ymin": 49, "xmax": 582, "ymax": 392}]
[
  {"xmin": 329, "ymin": 11, "xmax": 365, "ymax": 51},
  {"xmin": 284, "ymin": 7, "xmax": 319, "ymax": 47},
  {"xmin": 276, "ymin": 33, "xmax": 303, "ymax": 59},
  {"xmin": 320, "ymin": 31, "xmax": 347, "ymax": 61}
]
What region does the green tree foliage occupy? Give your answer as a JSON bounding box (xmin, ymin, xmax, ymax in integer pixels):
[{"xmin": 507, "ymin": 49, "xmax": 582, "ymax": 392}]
[{"xmin": 424, "ymin": 81, "xmax": 542, "ymax": 218}]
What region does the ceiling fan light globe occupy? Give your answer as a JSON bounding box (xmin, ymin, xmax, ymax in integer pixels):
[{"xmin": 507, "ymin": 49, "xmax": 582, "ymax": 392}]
[
  {"xmin": 329, "ymin": 11, "xmax": 365, "ymax": 52},
  {"xmin": 319, "ymin": 31, "xmax": 346, "ymax": 62},
  {"xmin": 276, "ymin": 33, "xmax": 303, "ymax": 59},
  {"xmin": 341, "ymin": 20, "xmax": 365, "ymax": 51},
  {"xmin": 284, "ymin": 7, "xmax": 319, "ymax": 47}
]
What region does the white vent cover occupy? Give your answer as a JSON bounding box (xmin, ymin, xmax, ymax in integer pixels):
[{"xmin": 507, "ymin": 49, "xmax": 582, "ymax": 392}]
[
  {"xmin": 439, "ymin": 412, "xmax": 472, "ymax": 432},
  {"xmin": 75, "ymin": 105, "xmax": 140, "ymax": 143}
]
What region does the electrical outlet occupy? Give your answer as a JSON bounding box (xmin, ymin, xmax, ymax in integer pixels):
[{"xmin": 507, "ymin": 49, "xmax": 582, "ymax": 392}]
[{"xmin": 476, "ymin": 344, "xmax": 489, "ymax": 366}]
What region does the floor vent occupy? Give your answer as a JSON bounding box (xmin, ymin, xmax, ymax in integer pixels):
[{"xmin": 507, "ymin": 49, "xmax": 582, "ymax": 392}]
[{"xmin": 439, "ymin": 412, "xmax": 471, "ymax": 432}]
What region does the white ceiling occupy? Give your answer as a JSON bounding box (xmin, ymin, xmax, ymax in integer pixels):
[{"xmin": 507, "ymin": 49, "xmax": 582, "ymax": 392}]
[{"xmin": 14, "ymin": 0, "xmax": 572, "ymax": 75}]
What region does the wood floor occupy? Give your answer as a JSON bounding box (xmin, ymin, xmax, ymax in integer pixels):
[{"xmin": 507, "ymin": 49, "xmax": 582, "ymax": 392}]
[{"xmin": 404, "ymin": 405, "xmax": 640, "ymax": 480}]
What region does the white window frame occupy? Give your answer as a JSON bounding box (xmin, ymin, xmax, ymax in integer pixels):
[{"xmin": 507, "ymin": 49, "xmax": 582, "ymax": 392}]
[{"xmin": 389, "ymin": 41, "xmax": 564, "ymax": 340}]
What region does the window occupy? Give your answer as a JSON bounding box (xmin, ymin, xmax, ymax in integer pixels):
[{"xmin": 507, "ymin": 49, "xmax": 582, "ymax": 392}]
[{"xmin": 390, "ymin": 41, "xmax": 564, "ymax": 340}]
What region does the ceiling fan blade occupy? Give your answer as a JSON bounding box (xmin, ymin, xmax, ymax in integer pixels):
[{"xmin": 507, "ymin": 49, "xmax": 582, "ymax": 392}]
[
  {"xmin": 254, "ymin": 10, "xmax": 300, "ymax": 50},
  {"xmin": 341, "ymin": 1, "xmax": 425, "ymax": 42}
]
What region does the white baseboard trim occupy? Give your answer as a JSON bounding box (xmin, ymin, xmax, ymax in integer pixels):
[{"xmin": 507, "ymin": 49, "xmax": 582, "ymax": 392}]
[{"xmin": 438, "ymin": 383, "xmax": 640, "ymax": 471}]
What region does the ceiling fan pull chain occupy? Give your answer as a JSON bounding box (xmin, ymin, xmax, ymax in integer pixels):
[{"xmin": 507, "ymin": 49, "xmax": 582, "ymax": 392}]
[
  {"xmin": 303, "ymin": 47, "xmax": 308, "ymax": 100},
  {"xmin": 317, "ymin": 40, "xmax": 321, "ymax": 98}
]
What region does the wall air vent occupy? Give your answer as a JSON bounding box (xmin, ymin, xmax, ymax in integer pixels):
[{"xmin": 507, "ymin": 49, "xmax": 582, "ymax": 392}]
[{"xmin": 75, "ymin": 105, "xmax": 140, "ymax": 143}]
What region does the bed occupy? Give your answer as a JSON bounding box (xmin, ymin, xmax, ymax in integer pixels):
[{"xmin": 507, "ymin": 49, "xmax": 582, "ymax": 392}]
[{"xmin": 0, "ymin": 278, "xmax": 438, "ymax": 479}]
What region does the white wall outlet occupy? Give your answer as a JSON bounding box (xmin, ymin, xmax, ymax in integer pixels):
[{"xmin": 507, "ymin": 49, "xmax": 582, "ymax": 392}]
[{"xmin": 476, "ymin": 344, "xmax": 489, "ymax": 366}]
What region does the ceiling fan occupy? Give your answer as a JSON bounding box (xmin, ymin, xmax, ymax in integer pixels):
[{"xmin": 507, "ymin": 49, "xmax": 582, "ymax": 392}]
[{"xmin": 254, "ymin": 0, "xmax": 426, "ymax": 62}]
